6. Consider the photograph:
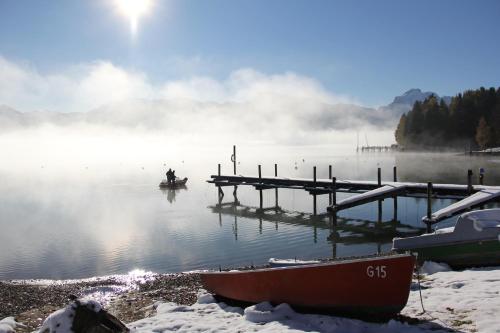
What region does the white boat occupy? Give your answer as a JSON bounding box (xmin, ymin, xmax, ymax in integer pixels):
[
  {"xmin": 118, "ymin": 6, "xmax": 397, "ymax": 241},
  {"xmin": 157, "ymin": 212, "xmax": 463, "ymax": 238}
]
[{"xmin": 392, "ymin": 209, "xmax": 500, "ymax": 268}]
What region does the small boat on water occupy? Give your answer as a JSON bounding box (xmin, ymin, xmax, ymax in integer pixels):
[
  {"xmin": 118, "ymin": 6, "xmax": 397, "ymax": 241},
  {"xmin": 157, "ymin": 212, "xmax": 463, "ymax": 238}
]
[
  {"xmin": 392, "ymin": 209, "xmax": 500, "ymax": 268},
  {"xmin": 200, "ymin": 253, "xmax": 415, "ymax": 317},
  {"xmin": 159, "ymin": 177, "xmax": 188, "ymax": 188}
]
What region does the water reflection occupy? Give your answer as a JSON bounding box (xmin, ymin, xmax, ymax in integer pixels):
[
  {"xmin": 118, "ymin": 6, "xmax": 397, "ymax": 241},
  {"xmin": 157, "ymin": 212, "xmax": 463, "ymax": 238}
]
[
  {"xmin": 1, "ymin": 150, "xmax": 499, "ymax": 280},
  {"xmin": 160, "ymin": 186, "xmax": 188, "ymax": 204},
  {"xmin": 209, "ymin": 203, "xmax": 423, "ymax": 260}
]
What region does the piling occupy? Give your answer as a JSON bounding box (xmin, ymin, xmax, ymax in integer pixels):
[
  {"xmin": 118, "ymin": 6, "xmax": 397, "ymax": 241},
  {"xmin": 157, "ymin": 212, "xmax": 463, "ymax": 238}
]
[
  {"xmin": 328, "ymin": 165, "xmax": 333, "ymax": 205},
  {"xmin": 426, "ymin": 182, "xmax": 433, "ymax": 233},
  {"xmin": 313, "ymin": 166, "xmax": 317, "ymax": 215},
  {"xmin": 275, "ymin": 163, "xmax": 279, "ymax": 209},
  {"xmin": 232, "ymin": 145, "xmax": 236, "ymax": 175},
  {"xmin": 377, "ymin": 167, "xmax": 382, "ymax": 222},
  {"xmin": 258, "ymin": 165, "xmax": 263, "ymax": 210},
  {"xmin": 467, "ymin": 169, "xmax": 473, "ymax": 194},
  {"xmin": 233, "ymin": 146, "xmax": 238, "ymax": 204},
  {"xmin": 331, "ymin": 177, "xmax": 337, "ymax": 226},
  {"xmin": 393, "ymin": 166, "xmax": 398, "ymax": 222},
  {"xmin": 331, "ymin": 177, "xmax": 337, "ymax": 206},
  {"xmin": 218, "ymin": 164, "xmax": 223, "ymax": 205}
]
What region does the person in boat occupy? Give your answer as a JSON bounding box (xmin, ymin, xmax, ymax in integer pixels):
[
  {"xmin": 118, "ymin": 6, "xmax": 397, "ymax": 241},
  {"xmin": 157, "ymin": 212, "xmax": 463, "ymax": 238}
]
[
  {"xmin": 166, "ymin": 168, "xmax": 173, "ymax": 184},
  {"xmin": 171, "ymin": 170, "xmax": 177, "ymax": 184}
]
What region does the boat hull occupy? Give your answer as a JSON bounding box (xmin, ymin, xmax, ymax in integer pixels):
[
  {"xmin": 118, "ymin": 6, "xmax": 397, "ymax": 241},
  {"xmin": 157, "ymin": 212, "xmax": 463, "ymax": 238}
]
[
  {"xmin": 159, "ymin": 177, "xmax": 188, "ymax": 188},
  {"xmin": 396, "ymin": 240, "xmax": 500, "ymax": 269},
  {"xmin": 200, "ymin": 254, "xmax": 415, "ymax": 317},
  {"xmin": 393, "ymin": 209, "xmax": 500, "ymax": 268}
]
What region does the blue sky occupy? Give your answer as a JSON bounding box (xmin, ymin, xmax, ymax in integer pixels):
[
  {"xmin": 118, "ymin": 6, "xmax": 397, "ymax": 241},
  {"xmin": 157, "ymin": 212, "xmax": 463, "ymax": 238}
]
[{"xmin": 0, "ymin": 0, "xmax": 499, "ymax": 107}]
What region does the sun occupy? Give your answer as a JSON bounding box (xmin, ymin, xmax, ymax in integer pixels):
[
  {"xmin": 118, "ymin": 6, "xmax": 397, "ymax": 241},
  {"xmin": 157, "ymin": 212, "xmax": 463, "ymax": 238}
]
[{"xmin": 115, "ymin": 0, "xmax": 153, "ymax": 35}]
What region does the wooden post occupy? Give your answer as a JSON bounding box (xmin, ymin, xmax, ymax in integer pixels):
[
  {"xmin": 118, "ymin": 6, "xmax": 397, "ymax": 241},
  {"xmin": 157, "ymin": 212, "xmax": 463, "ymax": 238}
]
[
  {"xmin": 258, "ymin": 165, "xmax": 263, "ymax": 210},
  {"xmin": 328, "ymin": 165, "xmax": 333, "ymax": 205},
  {"xmin": 426, "ymin": 182, "xmax": 433, "ymax": 233},
  {"xmin": 393, "ymin": 166, "xmax": 398, "ymax": 222},
  {"xmin": 233, "ymin": 145, "xmax": 238, "ymax": 204},
  {"xmin": 332, "ymin": 177, "xmax": 337, "ymax": 206},
  {"xmin": 377, "ymin": 167, "xmax": 382, "ymax": 222},
  {"xmin": 313, "ymin": 166, "xmax": 317, "ymax": 215},
  {"xmin": 274, "ymin": 163, "xmax": 279, "ymax": 209},
  {"xmin": 378, "ymin": 199, "xmax": 383, "ymax": 222},
  {"xmin": 467, "ymin": 169, "xmax": 473, "ymax": 194},
  {"xmin": 217, "ymin": 163, "xmax": 223, "ymax": 205},
  {"xmin": 232, "ymin": 145, "xmax": 236, "ymax": 175}
]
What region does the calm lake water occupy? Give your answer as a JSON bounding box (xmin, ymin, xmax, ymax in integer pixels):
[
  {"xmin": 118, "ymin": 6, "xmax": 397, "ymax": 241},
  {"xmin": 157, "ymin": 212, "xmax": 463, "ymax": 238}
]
[{"xmin": 1, "ymin": 145, "xmax": 499, "ymax": 280}]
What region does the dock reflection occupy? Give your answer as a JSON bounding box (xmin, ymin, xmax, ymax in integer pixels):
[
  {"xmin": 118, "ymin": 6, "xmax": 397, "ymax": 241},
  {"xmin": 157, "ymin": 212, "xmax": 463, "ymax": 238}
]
[{"xmin": 209, "ymin": 203, "xmax": 423, "ymax": 258}]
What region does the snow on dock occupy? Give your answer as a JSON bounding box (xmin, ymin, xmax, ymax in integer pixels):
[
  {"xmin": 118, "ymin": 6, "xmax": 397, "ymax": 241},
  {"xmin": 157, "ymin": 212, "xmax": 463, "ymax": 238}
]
[
  {"xmin": 423, "ymin": 188, "xmax": 500, "ymax": 223},
  {"xmin": 328, "ymin": 184, "xmax": 407, "ymax": 211},
  {"xmin": 209, "ymin": 169, "xmax": 500, "ymax": 229}
]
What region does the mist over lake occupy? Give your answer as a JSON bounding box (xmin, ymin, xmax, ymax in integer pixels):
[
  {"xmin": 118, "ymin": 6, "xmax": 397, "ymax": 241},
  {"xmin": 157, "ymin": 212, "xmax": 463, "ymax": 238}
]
[{"xmin": 1, "ymin": 129, "xmax": 499, "ymax": 280}]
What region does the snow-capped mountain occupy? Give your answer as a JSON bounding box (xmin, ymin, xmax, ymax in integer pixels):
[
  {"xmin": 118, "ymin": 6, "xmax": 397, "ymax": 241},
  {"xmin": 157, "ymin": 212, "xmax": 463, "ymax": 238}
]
[
  {"xmin": 391, "ymin": 88, "xmax": 451, "ymax": 106},
  {"xmin": 380, "ymin": 88, "xmax": 452, "ymax": 117}
]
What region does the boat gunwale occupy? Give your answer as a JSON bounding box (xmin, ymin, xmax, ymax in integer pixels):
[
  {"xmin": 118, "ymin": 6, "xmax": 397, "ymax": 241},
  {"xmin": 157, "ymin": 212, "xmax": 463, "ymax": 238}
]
[{"xmin": 201, "ymin": 253, "xmax": 415, "ymax": 275}]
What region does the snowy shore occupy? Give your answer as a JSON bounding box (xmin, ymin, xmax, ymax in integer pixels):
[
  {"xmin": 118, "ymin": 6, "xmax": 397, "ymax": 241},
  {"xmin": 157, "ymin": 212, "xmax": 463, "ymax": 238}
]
[
  {"xmin": 2, "ymin": 263, "xmax": 500, "ymax": 333},
  {"xmin": 127, "ymin": 263, "xmax": 500, "ymax": 333}
]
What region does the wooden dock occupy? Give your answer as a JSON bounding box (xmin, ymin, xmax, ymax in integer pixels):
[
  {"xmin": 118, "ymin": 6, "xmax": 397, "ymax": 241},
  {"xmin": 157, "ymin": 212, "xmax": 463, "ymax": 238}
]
[{"xmin": 208, "ymin": 161, "xmax": 500, "ymax": 232}]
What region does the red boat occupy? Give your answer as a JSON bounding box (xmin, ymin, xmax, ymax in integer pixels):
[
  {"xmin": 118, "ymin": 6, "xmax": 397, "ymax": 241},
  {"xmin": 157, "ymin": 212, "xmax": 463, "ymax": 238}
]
[{"xmin": 200, "ymin": 253, "xmax": 415, "ymax": 317}]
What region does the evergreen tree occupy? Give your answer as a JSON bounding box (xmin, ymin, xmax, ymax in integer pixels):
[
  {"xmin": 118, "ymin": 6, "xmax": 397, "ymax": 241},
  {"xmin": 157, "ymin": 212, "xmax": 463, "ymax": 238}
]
[
  {"xmin": 475, "ymin": 116, "xmax": 494, "ymax": 149},
  {"xmin": 399, "ymin": 87, "xmax": 500, "ymax": 149},
  {"xmin": 395, "ymin": 114, "xmax": 407, "ymax": 145}
]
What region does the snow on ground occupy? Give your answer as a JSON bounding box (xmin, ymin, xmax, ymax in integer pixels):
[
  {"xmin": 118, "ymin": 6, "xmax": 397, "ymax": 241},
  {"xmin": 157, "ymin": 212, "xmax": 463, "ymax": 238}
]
[
  {"xmin": 402, "ymin": 264, "xmax": 500, "ymax": 333},
  {"xmin": 0, "ymin": 317, "xmax": 22, "ymax": 333},
  {"xmin": 130, "ymin": 265, "xmax": 500, "ymax": 333},
  {"xmin": 7, "ymin": 264, "xmax": 498, "ymax": 333},
  {"xmin": 130, "ymin": 295, "xmax": 427, "ymax": 333}
]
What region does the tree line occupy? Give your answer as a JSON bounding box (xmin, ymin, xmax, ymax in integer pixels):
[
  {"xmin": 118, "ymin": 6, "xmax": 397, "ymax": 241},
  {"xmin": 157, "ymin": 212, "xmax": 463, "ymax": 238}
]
[{"xmin": 395, "ymin": 87, "xmax": 500, "ymax": 150}]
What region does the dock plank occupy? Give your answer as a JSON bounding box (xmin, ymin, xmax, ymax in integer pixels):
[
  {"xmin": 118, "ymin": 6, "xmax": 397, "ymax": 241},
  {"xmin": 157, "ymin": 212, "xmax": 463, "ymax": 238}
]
[
  {"xmin": 328, "ymin": 184, "xmax": 407, "ymax": 211},
  {"xmin": 423, "ymin": 188, "xmax": 500, "ymax": 223}
]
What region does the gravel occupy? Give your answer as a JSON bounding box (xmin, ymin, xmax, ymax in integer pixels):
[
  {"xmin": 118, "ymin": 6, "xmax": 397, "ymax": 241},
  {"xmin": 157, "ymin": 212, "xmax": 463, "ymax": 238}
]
[{"xmin": 0, "ymin": 273, "xmax": 203, "ymax": 332}]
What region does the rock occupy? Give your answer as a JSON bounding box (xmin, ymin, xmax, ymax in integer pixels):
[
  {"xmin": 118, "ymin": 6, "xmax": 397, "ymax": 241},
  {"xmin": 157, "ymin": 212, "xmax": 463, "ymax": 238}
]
[{"xmin": 40, "ymin": 300, "xmax": 128, "ymax": 333}]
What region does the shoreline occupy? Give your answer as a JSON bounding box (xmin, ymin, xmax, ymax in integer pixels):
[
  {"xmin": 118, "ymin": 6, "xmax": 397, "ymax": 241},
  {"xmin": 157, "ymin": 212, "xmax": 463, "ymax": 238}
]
[
  {"xmin": 0, "ymin": 273, "xmax": 202, "ymax": 332},
  {"xmin": 2, "ymin": 263, "xmax": 500, "ymax": 332}
]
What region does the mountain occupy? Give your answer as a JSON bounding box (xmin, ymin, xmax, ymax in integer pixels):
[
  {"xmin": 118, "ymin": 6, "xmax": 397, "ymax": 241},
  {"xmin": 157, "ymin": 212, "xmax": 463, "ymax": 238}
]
[
  {"xmin": 0, "ymin": 104, "xmax": 84, "ymax": 129},
  {"xmin": 380, "ymin": 89, "xmax": 452, "ymax": 118},
  {"xmin": 0, "ymin": 89, "xmax": 450, "ymax": 132}
]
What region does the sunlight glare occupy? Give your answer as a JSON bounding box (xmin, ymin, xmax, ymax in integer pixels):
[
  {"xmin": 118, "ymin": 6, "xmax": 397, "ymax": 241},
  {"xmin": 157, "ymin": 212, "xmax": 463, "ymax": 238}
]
[{"xmin": 115, "ymin": 0, "xmax": 153, "ymax": 35}]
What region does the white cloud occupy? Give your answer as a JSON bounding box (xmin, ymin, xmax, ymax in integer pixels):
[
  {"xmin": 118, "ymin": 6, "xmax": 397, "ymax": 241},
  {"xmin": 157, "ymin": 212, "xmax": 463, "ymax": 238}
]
[
  {"xmin": 0, "ymin": 55, "xmax": 353, "ymax": 112},
  {"xmin": 0, "ymin": 55, "xmax": 397, "ymax": 145}
]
